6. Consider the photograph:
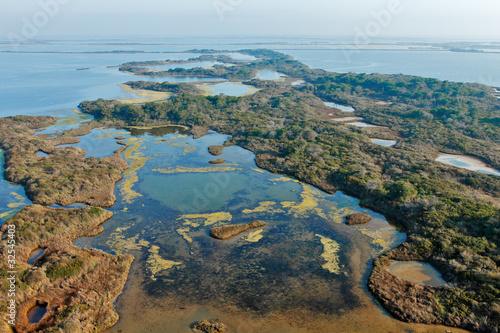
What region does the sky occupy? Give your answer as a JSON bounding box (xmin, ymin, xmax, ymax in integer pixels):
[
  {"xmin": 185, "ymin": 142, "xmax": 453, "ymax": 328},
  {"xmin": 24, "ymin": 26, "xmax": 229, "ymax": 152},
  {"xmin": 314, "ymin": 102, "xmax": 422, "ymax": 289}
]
[{"xmin": 1, "ymin": 0, "xmax": 500, "ymax": 41}]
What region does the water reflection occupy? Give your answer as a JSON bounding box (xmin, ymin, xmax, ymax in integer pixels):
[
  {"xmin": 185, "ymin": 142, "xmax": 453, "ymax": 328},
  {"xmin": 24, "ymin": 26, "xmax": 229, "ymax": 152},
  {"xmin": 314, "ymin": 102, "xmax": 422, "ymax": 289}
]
[{"xmin": 27, "ymin": 303, "xmax": 48, "ymax": 324}]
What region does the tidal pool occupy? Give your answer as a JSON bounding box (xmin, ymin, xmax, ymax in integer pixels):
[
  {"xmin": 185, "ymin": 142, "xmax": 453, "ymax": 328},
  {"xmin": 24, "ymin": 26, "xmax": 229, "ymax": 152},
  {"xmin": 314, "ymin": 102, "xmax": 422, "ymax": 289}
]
[
  {"xmin": 291, "ymin": 79, "xmax": 305, "ymax": 86},
  {"xmin": 348, "ymin": 122, "xmax": 382, "ymax": 128},
  {"xmin": 36, "ymin": 151, "xmax": 49, "ymax": 157},
  {"xmin": 324, "ymin": 102, "xmax": 355, "ymax": 112},
  {"xmin": 70, "ymin": 125, "xmax": 461, "ymax": 333},
  {"xmin": 0, "ymin": 150, "xmax": 30, "ymax": 224},
  {"xmin": 370, "ymin": 139, "xmax": 398, "ymax": 147},
  {"xmin": 255, "ymin": 70, "xmax": 285, "ymax": 80},
  {"xmin": 27, "ymin": 304, "xmax": 48, "ymax": 324},
  {"xmin": 35, "ymin": 109, "xmax": 93, "ymax": 136},
  {"xmin": 56, "ymin": 127, "xmax": 126, "ymax": 158},
  {"xmin": 199, "ymin": 82, "xmax": 258, "ymax": 96},
  {"xmin": 58, "ymin": 121, "xmax": 473, "ymax": 332},
  {"xmin": 387, "ymin": 261, "xmax": 447, "ymax": 287},
  {"xmin": 436, "ymin": 153, "xmax": 500, "ymax": 176},
  {"xmin": 28, "ymin": 248, "xmax": 46, "ymax": 265}
]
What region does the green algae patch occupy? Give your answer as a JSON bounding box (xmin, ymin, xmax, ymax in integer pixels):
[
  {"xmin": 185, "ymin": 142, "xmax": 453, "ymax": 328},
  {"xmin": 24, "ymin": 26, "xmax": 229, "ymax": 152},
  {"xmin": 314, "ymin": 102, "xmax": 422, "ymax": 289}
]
[
  {"xmin": 250, "ymin": 167, "xmax": 266, "ymax": 174},
  {"xmin": 119, "ymin": 84, "xmax": 173, "ymax": 104},
  {"xmin": 281, "ymin": 185, "xmax": 326, "ymax": 218},
  {"xmin": 359, "ymin": 227, "xmax": 396, "ymax": 254},
  {"xmin": 270, "ymin": 176, "xmax": 299, "ymax": 183},
  {"xmin": 147, "ymin": 245, "xmax": 182, "ymax": 281},
  {"xmin": 242, "ymin": 201, "xmax": 283, "ymax": 214},
  {"xmin": 120, "ymin": 137, "xmax": 151, "ymax": 204},
  {"xmin": 176, "ymin": 227, "xmax": 193, "ymax": 243},
  {"xmin": 153, "ymin": 136, "xmax": 196, "ymax": 156},
  {"xmin": 93, "ymin": 129, "xmax": 128, "ymax": 140},
  {"xmin": 106, "ymin": 226, "xmax": 150, "ymax": 256},
  {"xmin": 244, "ymin": 229, "xmax": 264, "ymax": 243},
  {"xmin": 324, "ymin": 206, "xmax": 353, "ymax": 224},
  {"xmin": 152, "ymin": 165, "xmax": 241, "ymax": 174},
  {"xmin": 5, "ymin": 191, "xmax": 27, "ymax": 209},
  {"xmin": 178, "ymin": 212, "xmax": 232, "ymax": 226},
  {"xmin": 316, "ymin": 234, "xmax": 341, "ymax": 274},
  {"xmin": 53, "ymin": 109, "xmax": 91, "ymax": 126}
]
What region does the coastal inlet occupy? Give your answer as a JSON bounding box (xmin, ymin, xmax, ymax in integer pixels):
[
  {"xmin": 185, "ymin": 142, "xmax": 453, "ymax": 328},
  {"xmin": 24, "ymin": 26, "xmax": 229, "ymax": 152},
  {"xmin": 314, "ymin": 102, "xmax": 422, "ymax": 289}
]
[{"xmin": 73, "ymin": 125, "xmax": 409, "ymax": 332}]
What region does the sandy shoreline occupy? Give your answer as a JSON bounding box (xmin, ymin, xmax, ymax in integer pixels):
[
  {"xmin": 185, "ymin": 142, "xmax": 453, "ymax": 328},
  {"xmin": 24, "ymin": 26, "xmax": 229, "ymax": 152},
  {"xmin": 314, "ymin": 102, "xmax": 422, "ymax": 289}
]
[{"xmin": 118, "ymin": 84, "xmax": 173, "ymax": 104}]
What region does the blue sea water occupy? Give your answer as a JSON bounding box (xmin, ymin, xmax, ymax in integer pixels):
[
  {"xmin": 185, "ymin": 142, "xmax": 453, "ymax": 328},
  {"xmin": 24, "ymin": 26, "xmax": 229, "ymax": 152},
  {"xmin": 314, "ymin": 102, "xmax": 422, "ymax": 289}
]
[{"xmin": 1, "ymin": 37, "xmax": 499, "ymax": 118}]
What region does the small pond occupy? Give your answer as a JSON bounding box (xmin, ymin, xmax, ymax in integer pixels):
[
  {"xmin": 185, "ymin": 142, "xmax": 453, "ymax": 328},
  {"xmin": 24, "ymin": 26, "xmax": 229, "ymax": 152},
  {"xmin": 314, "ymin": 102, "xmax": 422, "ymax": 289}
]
[
  {"xmin": 27, "ymin": 303, "xmax": 48, "ymax": 324},
  {"xmin": 324, "ymin": 102, "xmax": 355, "ymax": 112},
  {"xmin": 371, "ymin": 139, "xmax": 398, "ymax": 147},
  {"xmin": 255, "ymin": 70, "xmax": 285, "ymax": 80},
  {"xmin": 348, "ymin": 122, "xmax": 382, "ymax": 128},
  {"xmin": 28, "ymin": 248, "xmax": 46, "ymax": 265},
  {"xmin": 387, "ymin": 261, "xmax": 446, "ymax": 287},
  {"xmin": 436, "ymin": 153, "xmax": 500, "ymax": 176}
]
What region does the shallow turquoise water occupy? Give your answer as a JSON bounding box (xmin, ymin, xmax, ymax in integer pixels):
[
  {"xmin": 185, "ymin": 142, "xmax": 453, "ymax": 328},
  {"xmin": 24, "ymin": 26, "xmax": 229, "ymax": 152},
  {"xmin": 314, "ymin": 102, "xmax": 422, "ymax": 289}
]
[
  {"xmin": 256, "ymin": 70, "xmax": 284, "ymax": 80},
  {"xmin": 204, "ymin": 82, "xmax": 256, "ymax": 96},
  {"xmin": 371, "ymin": 139, "xmax": 398, "ymax": 147},
  {"xmin": 324, "ymin": 101, "xmax": 355, "ymax": 112},
  {"xmin": 436, "ymin": 153, "xmax": 500, "ymax": 176},
  {"xmin": 71, "ymin": 125, "xmax": 405, "ymax": 330},
  {"xmin": 56, "ymin": 127, "xmax": 126, "ymax": 158},
  {"xmin": 0, "ymin": 150, "xmax": 31, "ymax": 224}
]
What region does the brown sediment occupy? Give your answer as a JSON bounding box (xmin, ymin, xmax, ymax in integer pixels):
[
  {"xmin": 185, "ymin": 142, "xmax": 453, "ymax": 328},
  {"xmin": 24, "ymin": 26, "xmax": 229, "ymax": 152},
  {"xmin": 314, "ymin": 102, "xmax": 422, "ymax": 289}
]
[
  {"xmin": 345, "ymin": 213, "xmax": 372, "ymax": 225},
  {"xmin": 209, "ymin": 158, "xmax": 226, "ymax": 165},
  {"xmin": 104, "ymin": 229, "xmax": 471, "ymax": 333},
  {"xmin": 368, "ymin": 245, "xmax": 479, "ymax": 332},
  {"xmin": 0, "ymin": 205, "xmax": 133, "ymax": 332},
  {"xmin": 208, "ymin": 145, "xmax": 224, "ymax": 156},
  {"xmin": 115, "ymin": 136, "xmax": 126, "ymax": 140},
  {"xmin": 118, "ymin": 84, "xmax": 172, "ymax": 104},
  {"xmin": 210, "ymin": 220, "xmax": 266, "ymax": 240},
  {"xmin": 0, "ymin": 116, "xmax": 128, "ymax": 207}
]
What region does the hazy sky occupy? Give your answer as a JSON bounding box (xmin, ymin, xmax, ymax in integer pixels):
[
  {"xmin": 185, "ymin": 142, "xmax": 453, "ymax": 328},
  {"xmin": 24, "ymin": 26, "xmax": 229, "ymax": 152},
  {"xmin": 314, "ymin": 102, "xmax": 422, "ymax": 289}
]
[{"xmin": 1, "ymin": 0, "xmax": 500, "ymax": 40}]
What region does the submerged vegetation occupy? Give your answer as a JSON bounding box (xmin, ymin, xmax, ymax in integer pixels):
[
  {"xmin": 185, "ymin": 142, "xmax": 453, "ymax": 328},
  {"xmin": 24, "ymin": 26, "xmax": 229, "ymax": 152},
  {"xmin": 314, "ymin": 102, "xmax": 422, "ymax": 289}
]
[{"xmin": 79, "ymin": 49, "xmax": 500, "ymax": 332}]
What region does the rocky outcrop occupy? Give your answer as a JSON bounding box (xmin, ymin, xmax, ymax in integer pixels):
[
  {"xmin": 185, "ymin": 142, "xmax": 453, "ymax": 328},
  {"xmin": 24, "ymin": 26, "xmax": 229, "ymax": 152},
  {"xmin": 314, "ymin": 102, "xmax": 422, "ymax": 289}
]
[
  {"xmin": 345, "ymin": 213, "xmax": 371, "ymax": 225},
  {"xmin": 209, "ymin": 158, "xmax": 226, "ymax": 165},
  {"xmin": 210, "ymin": 220, "xmax": 266, "ymax": 240},
  {"xmin": 191, "ymin": 126, "xmax": 209, "ymax": 139},
  {"xmin": 193, "ymin": 318, "xmax": 227, "ymax": 333},
  {"xmin": 208, "ymin": 145, "xmax": 224, "ymax": 156}
]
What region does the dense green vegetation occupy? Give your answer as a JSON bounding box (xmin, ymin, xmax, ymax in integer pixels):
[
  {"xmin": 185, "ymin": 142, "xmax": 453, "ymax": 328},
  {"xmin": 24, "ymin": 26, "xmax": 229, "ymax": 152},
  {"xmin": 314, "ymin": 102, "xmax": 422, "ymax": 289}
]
[
  {"xmin": 80, "ymin": 49, "xmax": 500, "ymax": 332},
  {"xmin": 0, "ymin": 116, "xmax": 128, "ymax": 207},
  {"xmin": 124, "ymin": 81, "xmax": 202, "ymax": 95},
  {"xmin": 119, "ymin": 49, "xmax": 317, "ymax": 80}
]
